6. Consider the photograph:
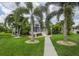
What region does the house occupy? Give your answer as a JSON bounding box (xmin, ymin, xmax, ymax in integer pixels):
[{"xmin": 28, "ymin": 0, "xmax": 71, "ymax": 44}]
[
  {"xmin": 73, "ymin": 25, "xmax": 79, "ymax": 34},
  {"xmin": 33, "ymin": 19, "xmax": 41, "ymax": 33},
  {"xmin": 29, "ymin": 17, "xmax": 42, "ymax": 37}
]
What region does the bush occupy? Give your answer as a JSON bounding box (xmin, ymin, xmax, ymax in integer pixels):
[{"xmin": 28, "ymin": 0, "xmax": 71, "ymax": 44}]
[
  {"xmin": 21, "ymin": 24, "xmax": 30, "ymax": 35},
  {"xmin": 52, "ymin": 24, "xmax": 61, "ymax": 34}
]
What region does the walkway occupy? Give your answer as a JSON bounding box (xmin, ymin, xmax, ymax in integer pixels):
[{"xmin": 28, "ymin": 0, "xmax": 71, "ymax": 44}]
[{"xmin": 44, "ymin": 35, "xmax": 58, "ymax": 56}]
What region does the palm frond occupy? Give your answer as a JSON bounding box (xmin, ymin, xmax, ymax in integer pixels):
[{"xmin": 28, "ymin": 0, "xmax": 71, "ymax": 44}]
[
  {"xmin": 46, "ymin": 11, "xmax": 57, "ymax": 20},
  {"xmin": 24, "ymin": 2, "xmax": 33, "ymax": 11},
  {"xmin": 57, "ymin": 8, "xmax": 63, "ymax": 21},
  {"xmin": 33, "ymin": 7, "xmax": 43, "ymax": 19}
]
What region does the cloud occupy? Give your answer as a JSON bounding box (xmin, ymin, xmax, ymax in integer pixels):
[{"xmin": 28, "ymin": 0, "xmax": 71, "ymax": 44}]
[
  {"xmin": 0, "ymin": 14, "xmax": 8, "ymax": 23},
  {"xmin": 59, "ymin": 14, "xmax": 64, "ymax": 21},
  {"xmin": 49, "ymin": 4, "xmax": 61, "ymax": 13},
  {"xmin": 0, "ymin": 3, "xmax": 14, "ymax": 23},
  {"xmin": 0, "ymin": 2, "xmax": 79, "ymax": 26},
  {"xmin": 0, "ymin": 3, "xmax": 14, "ymax": 14},
  {"xmin": 73, "ymin": 6, "xmax": 79, "ymax": 25}
]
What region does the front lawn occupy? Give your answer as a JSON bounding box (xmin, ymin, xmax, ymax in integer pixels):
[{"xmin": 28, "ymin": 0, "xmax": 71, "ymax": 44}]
[
  {"xmin": 0, "ymin": 32, "xmax": 44, "ymax": 56},
  {"xmin": 51, "ymin": 34, "xmax": 79, "ymax": 56}
]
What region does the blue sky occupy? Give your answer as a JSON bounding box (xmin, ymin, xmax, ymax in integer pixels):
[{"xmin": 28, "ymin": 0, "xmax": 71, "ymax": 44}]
[
  {"xmin": 0, "ymin": 2, "xmax": 79, "ymax": 26},
  {"xmin": 0, "ymin": 6, "xmax": 5, "ymax": 15}
]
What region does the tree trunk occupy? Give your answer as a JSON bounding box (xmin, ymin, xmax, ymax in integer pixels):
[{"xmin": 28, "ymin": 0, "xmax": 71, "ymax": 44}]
[
  {"xmin": 44, "ymin": 20, "xmax": 48, "ymax": 35},
  {"xmin": 51, "ymin": 26, "xmax": 52, "ymax": 36},
  {"xmin": 12, "ymin": 28, "xmax": 14, "ymax": 36},
  {"xmin": 44, "ymin": 21, "xmax": 47, "ymax": 35},
  {"xmin": 12, "ymin": 29, "xmax": 14, "ymax": 36},
  {"xmin": 16, "ymin": 26, "xmax": 19, "ymax": 37},
  {"xmin": 46, "ymin": 28, "xmax": 48, "ymax": 35},
  {"xmin": 30, "ymin": 15, "xmax": 34, "ymax": 41},
  {"xmin": 64, "ymin": 20, "xmax": 68, "ymax": 41},
  {"xmin": 19, "ymin": 27, "xmax": 21, "ymax": 36}
]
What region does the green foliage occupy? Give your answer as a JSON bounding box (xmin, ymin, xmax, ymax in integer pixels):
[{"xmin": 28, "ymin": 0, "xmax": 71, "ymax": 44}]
[
  {"xmin": 21, "ymin": 21, "xmax": 30, "ymax": 35},
  {"xmin": 0, "ymin": 25, "xmax": 5, "ymax": 32},
  {"xmin": 0, "ymin": 23, "xmax": 10, "ymax": 33},
  {"xmin": 64, "ymin": 5, "xmax": 74, "ymax": 35},
  {"xmin": 56, "ymin": 3, "xmax": 76, "ymax": 36},
  {"xmin": 4, "ymin": 2, "xmax": 76, "ymax": 36},
  {"xmin": 52, "ymin": 24, "xmax": 62, "ymax": 34},
  {"xmin": 25, "ymin": 2, "xmax": 33, "ymax": 11},
  {"xmin": 5, "ymin": 7, "xmax": 30, "ymax": 35}
]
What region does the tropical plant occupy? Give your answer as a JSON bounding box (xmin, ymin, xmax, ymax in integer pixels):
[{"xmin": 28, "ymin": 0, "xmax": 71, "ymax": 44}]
[
  {"xmin": 13, "ymin": 7, "xmax": 28, "ymax": 37},
  {"xmin": 52, "ymin": 23, "xmax": 62, "ymax": 34},
  {"xmin": 39, "ymin": 2, "xmax": 59, "ymax": 35},
  {"xmin": 0, "ymin": 23, "xmax": 6, "ymax": 32},
  {"xmin": 56, "ymin": 2, "xmax": 78, "ymax": 41},
  {"xmin": 22, "ymin": 2, "xmax": 43, "ymax": 41},
  {"xmin": 5, "ymin": 7, "xmax": 29, "ymax": 37},
  {"xmin": 4, "ymin": 14, "xmax": 15, "ymax": 35}
]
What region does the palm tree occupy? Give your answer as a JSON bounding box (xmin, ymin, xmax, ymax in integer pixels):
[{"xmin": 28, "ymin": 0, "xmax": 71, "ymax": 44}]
[
  {"xmin": 56, "ymin": 2, "xmax": 78, "ymax": 41},
  {"xmin": 5, "ymin": 10, "xmax": 28, "ymax": 37},
  {"xmin": 5, "ymin": 6, "xmax": 28, "ymax": 38},
  {"xmin": 39, "ymin": 3, "xmax": 58, "ymax": 35},
  {"xmin": 4, "ymin": 2, "xmax": 27, "ymax": 37},
  {"xmin": 13, "ymin": 7, "xmax": 27, "ymax": 38},
  {"xmin": 5, "ymin": 14, "xmax": 16, "ymax": 36},
  {"xmin": 23, "ymin": 2, "xmax": 43, "ymax": 42},
  {"xmin": 14, "ymin": 2, "xmax": 42, "ymax": 42}
]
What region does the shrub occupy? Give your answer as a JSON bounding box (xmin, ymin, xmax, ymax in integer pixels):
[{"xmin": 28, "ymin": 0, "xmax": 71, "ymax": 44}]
[{"xmin": 52, "ymin": 24, "xmax": 61, "ymax": 34}]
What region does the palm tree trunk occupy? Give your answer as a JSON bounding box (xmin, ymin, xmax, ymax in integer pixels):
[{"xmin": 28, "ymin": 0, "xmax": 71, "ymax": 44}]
[
  {"xmin": 44, "ymin": 21, "xmax": 47, "ymax": 35},
  {"xmin": 12, "ymin": 29, "xmax": 14, "ymax": 36},
  {"xmin": 14, "ymin": 27, "xmax": 16, "ymax": 36},
  {"xmin": 16, "ymin": 26, "xmax": 18, "ymax": 37},
  {"xmin": 30, "ymin": 15, "xmax": 34, "ymax": 41},
  {"xmin": 17, "ymin": 26, "xmax": 20, "ymax": 37},
  {"xmin": 12, "ymin": 28, "xmax": 15, "ymax": 36},
  {"xmin": 45, "ymin": 22, "xmax": 48, "ymax": 35},
  {"xmin": 64, "ymin": 19, "xmax": 68, "ymax": 41},
  {"xmin": 16, "ymin": 26, "xmax": 19, "ymax": 37},
  {"xmin": 19, "ymin": 27, "xmax": 21, "ymax": 36},
  {"xmin": 51, "ymin": 26, "xmax": 52, "ymax": 36}
]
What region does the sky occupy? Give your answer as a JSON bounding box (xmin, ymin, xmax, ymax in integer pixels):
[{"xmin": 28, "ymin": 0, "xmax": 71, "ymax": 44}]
[{"xmin": 0, "ymin": 2, "xmax": 79, "ymax": 26}]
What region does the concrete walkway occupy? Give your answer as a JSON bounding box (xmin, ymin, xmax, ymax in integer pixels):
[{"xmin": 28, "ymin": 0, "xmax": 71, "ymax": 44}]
[{"xmin": 44, "ymin": 36, "xmax": 58, "ymax": 56}]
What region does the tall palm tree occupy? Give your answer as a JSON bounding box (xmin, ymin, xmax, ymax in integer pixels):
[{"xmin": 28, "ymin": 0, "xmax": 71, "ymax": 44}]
[
  {"xmin": 39, "ymin": 2, "xmax": 58, "ymax": 35},
  {"xmin": 5, "ymin": 6, "xmax": 28, "ymax": 37},
  {"xmin": 13, "ymin": 7, "xmax": 27, "ymax": 38},
  {"xmin": 4, "ymin": 2, "xmax": 27, "ymax": 37},
  {"xmin": 5, "ymin": 14, "xmax": 16, "ymax": 36},
  {"xmin": 56, "ymin": 2, "xmax": 78, "ymax": 41},
  {"xmin": 5, "ymin": 10, "xmax": 28, "ymax": 36},
  {"xmin": 23, "ymin": 2, "xmax": 43, "ymax": 41}
]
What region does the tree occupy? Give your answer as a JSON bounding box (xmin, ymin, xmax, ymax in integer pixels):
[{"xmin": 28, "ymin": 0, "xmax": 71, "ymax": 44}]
[
  {"xmin": 0, "ymin": 23, "xmax": 7, "ymax": 32},
  {"xmin": 13, "ymin": 7, "xmax": 27, "ymax": 38},
  {"xmin": 39, "ymin": 3, "xmax": 58, "ymax": 35},
  {"xmin": 52, "ymin": 23, "xmax": 61, "ymax": 34},
  {"xmin": 5, "ymin": 14, "xmax": 15, "ymax": 36},
  {"xmin": 23, "ymin": 2, "xmax": 43, "ymax": 42},
  {"xmin": 4, "ymin": 2, "xmax": 28, "ymax": 37},
  {"xmin": 5, "ymin": 7, "xmax": 29, "ymax": 37},
  {"xmin": 56, "ymin": 2, "xmax": 77, "ymax": 41},
  {"xmin": 20, "ymin": 17, "xmax": 30, "ymax": 35}
]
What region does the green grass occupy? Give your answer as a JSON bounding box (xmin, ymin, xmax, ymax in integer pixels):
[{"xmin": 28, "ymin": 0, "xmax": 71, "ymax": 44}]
[
  {"xmin": 51, "ymin": 34, "xmax": 79, "ymax": 56},
  {"xmin": 0, "ymin": 32, "xmax": 44, "ymax": 56}
]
